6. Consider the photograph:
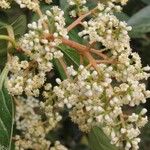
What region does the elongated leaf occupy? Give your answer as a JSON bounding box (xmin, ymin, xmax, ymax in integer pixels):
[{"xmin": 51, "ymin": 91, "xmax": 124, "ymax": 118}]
[
  {"xmin": 128, "ymin": 5, "xmax": 150, "ymax": 26},
  {"xmin": 54, "ymin": 45, "xmax": 79, "ymax": 79},
  {"xmin": 53, "ymin": 59, "xmax": 67, "ymax": 80},
  {"xmin": 115, "ymin": 12, "xmax": 129, "ymax": 21},
  {"xmin": 59, "ymin": 0, "xmax": 69, "ymax": 12},
  {"xmin": 88, "ymin": 127, "xmax": 118, "ymax": 150},
  {"xmin": 128, "ymin": 5, "xmax": 150, "ymax": 37},
  {"xmin": 0, "ymin": 29, "xmax": 8, "ymax": 68},
  {"xmin": 11, "ymin": 15, "xmax": 27, "ymax": 38},
  {"xmin": 0, "ymin": 67, "xmax": 14, "ymax": 149},
  {"xmin": 59, "ymin": 45, "xmax": 80, "ymax": 68},
  {"xmin": 0, "ymin": 5, "xmax": 27, "ymax": 38},
  {"xmin": 0, "ymin": 10, "xmax": 27, "ymax": 67}
]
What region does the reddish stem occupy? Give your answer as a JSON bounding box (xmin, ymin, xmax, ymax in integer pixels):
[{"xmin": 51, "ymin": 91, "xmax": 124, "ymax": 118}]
[
  {"xmin": 67, "ymin": 7, "xmax": 97, "ymax": 32},
  {"xmin": 90, "ymin": 49, "xmax": 108, "ymax": 59},
  {"xmin": 46, "ymin": 34, "xmax": 114, "ymax": 68},
  {"xmin": 96, "ymin": 59, "xmax": 118, "ymax": 64}
]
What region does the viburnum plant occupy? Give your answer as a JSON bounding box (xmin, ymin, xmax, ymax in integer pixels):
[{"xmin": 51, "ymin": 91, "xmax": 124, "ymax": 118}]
[{"xmin": 0, "ymin": 0, "xmax": 150, "ymax": 150}]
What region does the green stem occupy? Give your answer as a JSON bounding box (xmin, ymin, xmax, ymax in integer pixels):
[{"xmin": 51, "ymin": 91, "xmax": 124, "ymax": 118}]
[
  {"xmin": 0, "ymin": 65, "xmax": 9, "ymax": 90},
  {"xmin": 0, "ymin": 35, "xmax": 17, "ymax": 48},
  {"xmin": 6, "ymin": 25, "xmax": 15, "ymax": 49}
]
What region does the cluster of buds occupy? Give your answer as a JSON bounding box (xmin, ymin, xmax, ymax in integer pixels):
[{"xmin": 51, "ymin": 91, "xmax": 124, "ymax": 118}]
[
  {"xmin": 15, "ymin": 96, "xmax": 66, "ymax": 150},
  {"xmin": 0, "ymin": 0, "xmax": 10, "ymax": 9},
  {"xmin": 0, "ymin": 0, "xmax": 53, "ymax": 10},
  {"xmin": 14, "ymin": 0, "xmax": 39, "ymax": 11},
  {"xmin": 8, "ymin": 6, "xmax": 68, "ymax": 97},
  {"xmin": 51, "ymin": 64, "xmax": 150, "ymax": 150}
]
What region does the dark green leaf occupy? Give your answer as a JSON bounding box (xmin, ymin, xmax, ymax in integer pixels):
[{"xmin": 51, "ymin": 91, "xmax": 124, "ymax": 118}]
[
  {"xmin": 128, "ymin": 5, "xmax": 150, "ymax": 37},
  {"xmin": 59, "ymin": 45, "xmax": 80, "ymax": 68},
  {"xmin": 0, "ymin": 4, "xmax": 27, "ymax": 38},
  {"xmin": 0, "ymin": 28, "xmax": 8, "ymax": 68},
  {"xmin": 115, "ymin": 12, "xmax": 129, "ymax": 21},
  {"xmin": 129, "ymin": 23, "xmax": 150, "ymax": 38},
  {"xmin": 11, "ymin": 15, "xmax": 27, "ymax": 38},
  {"xmin": 53, "ymin": 59, "xmax": 67, "ymax": 80},
  {"xmin": 0, "ymin": 9, "xmax": 27, "ymax": 67},
  {"xmin": 0, "ymin": 67, "xmax": 14, "ymax": 149},
  {"xmin": 88, "ymin": 127, "xmax": 118, "ymax": 150},
  {"xmin": 59, "ymin": 0, "xmax": 69, "ymax": 12}
]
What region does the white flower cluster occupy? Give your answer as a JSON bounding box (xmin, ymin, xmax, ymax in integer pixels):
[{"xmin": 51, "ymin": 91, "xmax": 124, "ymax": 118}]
[
  {"xmin": 0, "ymin": 0, "xmax": 10, "ymax": 9},
  {"xmin": 114, "ymin": 52, "xmax": 150, "ymax": 83},
  {"xmin": 67, "ymin": 0, "xmax": 88, "ymax": 17},
  {"xmin": 68, "ymin": 0, "xmax": 128, "ymax": 8},
  {"xmin": 111, "ymin": 0, "xmax": 128, "ymax": 5},
  {"xmin": 67, "ymin": 0, "xmax": 86, "ymax": 6},
  {"xmin": 0, "ymin": 0, "xmax": 53, "ymax": 9},
  {"xmin": 20, "ymin": 6, "xmax": 67, "ymax": 61},
  {"xmin": 79, "ymin": 4, "xmax": 132, "ymax": 55},
  {"xmin": 97, "ymin": 0, "xmax": 128, "ymax": 5},
  {"xmin": 51, "ymin": 64, "xmax": 150, "ymax": 150},
  {"xmin": 20, "ymin": 19, "xmax": 58, "ymax": 72},
  {"xmin": 14, "ymin": 0, "xmax": 39, "ymax": 11},
  {"xmin": 8, "ymin": 6, "xmax": 68, "ymax": 96},
  {"xmin": 15, "ymin": 96, "xmax": 51, "ymax": 149},
  {"xmin": 50, "ymin": 141, "xmax": 68, "ymax": 150},
  {"xmin": 46, "ymin": 6, "xmax": 68, "ymax": 39},
  {"xmin": 67, "ymin": 0, "xmax": 128, "ymax": 17},
  {"xmin": 8, "ymin": 56, "xmax": 46, "ymax": 96},
  {"xmin": 41, "ymin": 83, "xmax": 62, "ymax": 130},
  {"xmin": 15, "ymin": 96, "xmax": 66, "ymax": 150}
]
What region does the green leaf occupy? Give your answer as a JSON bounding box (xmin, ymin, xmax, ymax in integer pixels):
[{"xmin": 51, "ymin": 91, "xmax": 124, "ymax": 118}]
[
  {"xmin": 0, "ymin": 8, "xmax": 27, "ymax": 67},
  {"xmin": 0, "ymin": 29, "xmax": 8, "ymax": 68},
  {"xmin": 0, "ymin": 67, "xmax": 14, "ymax": 149},
  {"xmin": 59, "ymin": 45, "xmax": 80, "ymax": 68},
  {"xmin": 115, "ymin": 12, "xmax": 129, "ymax": 21},
  {"xmin": 128, "ymin": 5, "xmax": 150, "ymax": 37},
  {"xmin": 129, "ymin": 23, "xmax": 150, "ymax": 38},
  {"xmin": 53, "ymin": 59, "xmax": 67, "ymax": 80},
  {"xmin": 141, "ymin": 0, "xmax": 150, "ymax": 4},
  {"xmin": 59, "ymin": 0, "xmax": 69, "ymax": 12},
  {"xmin": 11, "ymin": 15, "xmax": 27, "ymax": 38},
  {"xmin": 88, "ymin": 127, "xmax": 118, "ymax": 150},
  {"xmin": 0, "ymin": 4, "xmax": 27, "ymax": 38}
]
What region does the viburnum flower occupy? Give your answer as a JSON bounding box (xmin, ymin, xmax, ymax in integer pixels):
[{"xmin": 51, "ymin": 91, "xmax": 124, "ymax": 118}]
[
  {"xmin": 51, "ymin": 64, "xmax": 150, "ymax": 149},
  {"xmin": 0, "ymin": 0, "xmax": 10, "ymax": 9},
  {"xmin": 3, "ymin": 0, "xmax": 150, "ymax": 150}
]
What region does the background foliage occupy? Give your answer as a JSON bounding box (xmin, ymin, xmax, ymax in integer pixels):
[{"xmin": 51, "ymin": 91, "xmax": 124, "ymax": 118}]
[{"xmin": 0, "ymin": 0, "xmax": 150, "ymax": 149}]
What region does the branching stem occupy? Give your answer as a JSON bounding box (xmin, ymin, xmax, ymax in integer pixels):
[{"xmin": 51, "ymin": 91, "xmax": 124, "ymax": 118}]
[
  {"xmin": 46, "ymin": 34, "xmax": 115, "ymax": 68},
  {"xmin": 67, "ymin": 7, "xmax": 97, "ymax": 32},
  {"xmin": 0, "ymin": 35, "xmax": 17, "ymax": 48}
]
